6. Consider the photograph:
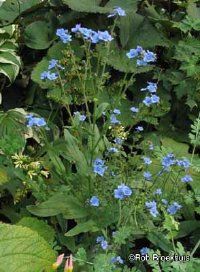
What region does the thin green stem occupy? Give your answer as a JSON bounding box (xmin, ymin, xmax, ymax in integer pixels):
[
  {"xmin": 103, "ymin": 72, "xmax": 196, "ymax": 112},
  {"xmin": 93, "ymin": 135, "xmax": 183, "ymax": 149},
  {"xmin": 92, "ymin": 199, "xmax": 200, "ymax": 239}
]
[{"xmin": 190, "ymin": 238, "xmax": 200, "ymax": 257}]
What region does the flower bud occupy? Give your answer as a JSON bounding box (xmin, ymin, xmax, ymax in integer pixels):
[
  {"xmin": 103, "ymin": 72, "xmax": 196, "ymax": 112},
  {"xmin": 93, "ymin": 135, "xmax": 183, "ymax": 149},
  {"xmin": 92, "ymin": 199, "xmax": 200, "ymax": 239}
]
[
  {"xmin": 52, "ymin": 253, "xmax": 64, "ymax": 270},
  {"xmin": 64, "ymin": 254, "xmax": 73, "ymax": 272}
]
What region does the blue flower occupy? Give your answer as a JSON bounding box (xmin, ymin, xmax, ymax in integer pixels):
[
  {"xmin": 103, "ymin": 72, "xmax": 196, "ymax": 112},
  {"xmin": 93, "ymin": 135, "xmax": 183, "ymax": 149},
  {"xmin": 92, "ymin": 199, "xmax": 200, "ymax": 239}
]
[
  {"xmin": 145, "ymin": 200, "xmax": 159, "ymax": 217},
  {"xmin": 56, "ymin": 28, "xmax": 72, "ymax": 43},
  {"xmin": 143, "ymin": 171, "xmax": 152, "ymax": 181},
  {"xmin": 96, "ymin": 236, "xmax": 104, "ymax": 243},
  {"xmin": 130, "ymin": 107, "xmax": 139, "ymax": 113},
  {"xmin": 108, "ymin": 7, "xmax": 126, "ymax": 17},
  {"xmin": 74, "ymin": 111, "xmax": 86, "ymax": 121},
  {"xmin": 140, "ymin": 247, "xmax": 149, "ymax": 255},
  {"xmin": 135, "ymin": 126, "xmax": 144, "ymax": 132},
  {"xmin": 151, "ymin": 94, "xmax": 160, "ymax": 104},
  {"xmin": 167, "ymin": 202, "xmax": 182, "ymax": 215},
  {"xmin": 110, "ymin": 114, "xmax": 120, "ymax": 125},
  {"xmin": 143, "ymin": 157, "xmax": 152, "ymax": 165},
  {"xmin": 143, "ymin": 95, "xmax": 160, "ymax": 106},
  {"xmin": 90, "ymin": 196, "xmax": 100, "ymax": 207},
  {"xmin": 48, "ymin": 59, "xmax": 64, "ymax": 70},
  {"xmin": 71, "ymin": 24, "xmax": 82, "ymax": 33},
  {"xmin": 162, "ymin": 153, "xmax": 176, "ymax": 170},
  {"xmin": 101, "ymin": 240, "xmax": 108, "ymax": 250},
  {"xmin": 114, "ymin": 138, "xmax": 123, "ymax": 145},
  {"xmin": 141, "ymin": 82, "xmax": 157, "ymax": 93},
  {"xmin": 137, "ymin": 59, "xmax": 148, "ymax": 66},
  {"xmin": 114, "ymin": 184, "xmax": 132, "ymax": 200},
  {"xmin": 96, "ymin": 236, "xmax": 108, "ymax": 250},
  {"xmin": 176, "ymin": 158, "xmax": 190, "ymax": 169},
  {"xmin": 26, "ymin": 115, "xmax": 47, "ymax": 128},
  {"xmin": 40, "ymin": 71, "xmax": 58, "ymax": 81},
  {"xmin": 48, "ymin": 59, "xmax": 58, "ymax": 70},
  {"xmin": 126, "ymin": 46, "xmax": 143, "ymax": 59},
  {"xmin": 98, "ymin": 30, "xmax": 113, "ymax": 42},
  {"xmin": 154, "ymin": 188, "xmax": 162, "ymax": 195},
  {"xmin": 93, "ymin": 158, "xmax": 107, "ymax": 176},
  {"xmin": 143, "ymin": 50, "xmax": 156, "ymax": 63},
  {"xmin": 181, "ymin": 174, "xmax": 193, "ymax": 183},
  {"xmin": 113, "ymin": 108, "xmax": 121, "ymax": 115},
  {"xmin": 111, "ymin": 256, "xmax": 124, "ymax": 264},
  {"xmin": 108, "ymin": 147, "xmax": 118, "ymax": 153}
]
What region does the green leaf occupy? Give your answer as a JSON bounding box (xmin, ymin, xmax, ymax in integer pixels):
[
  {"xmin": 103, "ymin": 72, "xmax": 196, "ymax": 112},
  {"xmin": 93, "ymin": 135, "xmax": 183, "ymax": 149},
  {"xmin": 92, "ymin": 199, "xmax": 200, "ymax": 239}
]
[
  {"xmin": 95, "ymin": 102, "xmax": 109, "ymax": 119},
  {"xmin": 17, "ymin": 217, "xmax": 55, "ymax": 245},
  {"xmin": 0, "ymin": 223, "xmax": 55, "ymax": 272},
  {"xmin": 27, "ymin": 192, "xmax": 88, "ymax": 219},
  {"xmin": 0, "ymin": 0, "xmax": 44, "ymax": 25},
  {"xmin": 63, "ymin": 129, "xmax": 88, "ymax": 175},
  {"xmin": 0, "ymin": 109, "xmax": 26, "ymax": 138},
  {"xmin": 161, "ymin": 137, "xmax": 189, "ymax": 157},
  {"xmin": 176, "ymin": 220, "xmax": 200, "ymax": 239},
  {"xmin": 127, "ymin": 19, "xmax": 169, "ymax": 48},
  {"xmin": 65, "ymin": 220, "xmax": 99, "ymax": 236},
  {"xmin": 62, "ymin": 0, "xmax": 104, "ymax": 13},
  {"xmin": 0, "ymin": 167, "xmax": 9, "ymax": 185},
  {"xmin": 62, "ymin": 0, "xmax": 138, "ymax": 14},
  {"xmin": 119, "ymin": 12, "xmax": 143, "ymax": 48},
  {"xmin": 147, "ymin": 231, "xmax": 173, "ymax": 252},
  {"xmin": 24, "ymin": 21, "xmax": 55, "ymax": 49}
]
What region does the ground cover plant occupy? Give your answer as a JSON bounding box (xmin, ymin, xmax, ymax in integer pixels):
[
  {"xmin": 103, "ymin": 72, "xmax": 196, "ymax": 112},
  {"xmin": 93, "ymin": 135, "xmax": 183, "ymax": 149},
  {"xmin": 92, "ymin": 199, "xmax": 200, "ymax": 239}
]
[{"xmin": 0, "ymin": 0, "xmax": 200, "ymax": 271}]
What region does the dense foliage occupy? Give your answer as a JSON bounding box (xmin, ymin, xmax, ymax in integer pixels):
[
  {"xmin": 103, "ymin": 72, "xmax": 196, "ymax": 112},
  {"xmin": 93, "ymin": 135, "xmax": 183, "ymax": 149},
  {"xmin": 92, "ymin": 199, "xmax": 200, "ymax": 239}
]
[{"xmin": 0, "ymin": 0, "xmax": 200, "ymax": 271}]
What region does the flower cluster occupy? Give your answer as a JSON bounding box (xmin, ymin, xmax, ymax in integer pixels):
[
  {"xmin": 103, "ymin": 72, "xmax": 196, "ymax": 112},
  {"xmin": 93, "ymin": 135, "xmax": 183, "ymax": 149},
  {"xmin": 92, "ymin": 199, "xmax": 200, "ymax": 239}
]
[
  {"xmin": 74, "ymin": 111, "xmax": 86, "ymax": 122},
  {"xmin": 26, "ymin": 114, "xmax": 47, "ymax": 127},
  {"xmin": 140, "ymin": 247, "xmax": 149, "ymax": 255},
  {"xmin": 93, "ymin": 158, "xmax": 107, "ymax": 176},
  {"xmin": 143, "ymin": 94, "xmax": 160, "ymax": 107},
  {"xmin": 56, "ymin": 28, "xmax": 72, "ymax": 43},
  {"xmin": 145, "ymin": 200, "xmax": 159, "ymax": 217},
  {"xmin": 71, "ymin": 24, "xmax": 113, "ymax": 43},
  {"xmin": 111, "ymin": 256, "xmax": 124, "ymax": 264},
  {"xmin": 114, "ymin": 184, "xmax": 132, "ymax": 200},
  {"xmin": 126, "ymin": 46, "xmax": 156, "ymax": 66},
  {"xmin": 167, "ymin": 202, "xmax": 182, "ymax": 215},
  {"xmin": 141, "ymin": 82, "xmax": 157, "ymax": 93},
  {"xmin": 40, "ymin": 58, "xmax": 64, "ymax": 81},
  {"xmin": 96, "ymin": 236, "xmax": 108, "ymax": 250},
  {"xmin": 110, "ymin": 108, "xmax": 121, "ymax": 125}
]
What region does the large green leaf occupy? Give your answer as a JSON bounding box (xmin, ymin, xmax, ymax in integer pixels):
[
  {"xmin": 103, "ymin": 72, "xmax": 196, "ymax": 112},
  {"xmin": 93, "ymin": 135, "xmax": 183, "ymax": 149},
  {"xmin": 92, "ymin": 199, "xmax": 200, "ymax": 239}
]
[
  {"xmin": 24, "ymin": 21, "xmax": 55, "ymax": 49},
  {"xmin": 62, "ymin": 0, "xmax": 138, "ymax": 13},
  {"xmin": 0, "ymin": 223, "xmax": 55, "ymax": 272},
  {"xmin": 17, "ymin": 217, "xmax": 55, "ymax": 245},
  {"xmin": 0, "ymin": 0, "xmax": 44, "ymax": 24},
  {"xmin": 27, "ymin": 192, "xmax": 88, "ymax": 219}
]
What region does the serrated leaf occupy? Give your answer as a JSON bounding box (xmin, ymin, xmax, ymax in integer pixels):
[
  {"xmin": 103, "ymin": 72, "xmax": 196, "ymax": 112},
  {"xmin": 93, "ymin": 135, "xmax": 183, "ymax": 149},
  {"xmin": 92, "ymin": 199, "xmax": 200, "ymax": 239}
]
[{"xmin": 0, "ymin": 223, "xmax": 55, "ymax": 272}]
